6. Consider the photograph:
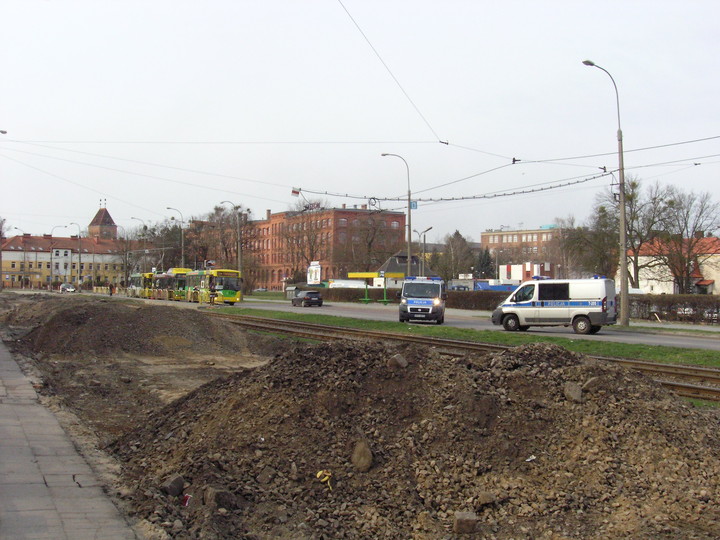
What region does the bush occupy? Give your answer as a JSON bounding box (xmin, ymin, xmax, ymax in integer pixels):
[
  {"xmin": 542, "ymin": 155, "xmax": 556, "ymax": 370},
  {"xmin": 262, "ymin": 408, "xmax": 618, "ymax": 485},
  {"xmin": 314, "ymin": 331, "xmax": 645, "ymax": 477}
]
[{"xmin": 630, "ymin": 294, "xmax": 720, "ymax": 324}]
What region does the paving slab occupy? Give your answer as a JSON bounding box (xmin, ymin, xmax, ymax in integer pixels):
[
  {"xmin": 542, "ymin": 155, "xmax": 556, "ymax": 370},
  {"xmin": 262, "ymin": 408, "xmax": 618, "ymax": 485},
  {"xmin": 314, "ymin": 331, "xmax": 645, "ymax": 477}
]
[{"xmin": 0, "ymin": 339, "xmax": 138, "ymax": 539}]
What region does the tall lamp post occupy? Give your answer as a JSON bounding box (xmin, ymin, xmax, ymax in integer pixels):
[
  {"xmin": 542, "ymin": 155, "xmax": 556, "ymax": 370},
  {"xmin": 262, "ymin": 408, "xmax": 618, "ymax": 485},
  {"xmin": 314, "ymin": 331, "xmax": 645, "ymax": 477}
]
[
  {"xmin": 583, "ymin": 59, "xmax": 629, "ymax": 326},
  {"xmin": 131, "ymin": 217, "xmax": 147, "ymax": 273},
  {"xmin": 116, "ymin": 225, "xmax": 129, "ymax": 287},
  {"xmin": 381, "ymin": 153, "xmax": 412, "ymax": 277},
  {"xmin": 69, "ymin": 222, "xmax": 82, "ymax": 288},
  {"xmin": 166, "ymin": 207, "xmax": 185, "ymax": 268},
  {"xmin": 413, "ymin": 226, "xmax": 432, "ymax": 276},
  {"xmin": 221, "ymin": 201, "xmax": 243, "ymax": 276},
  {"xmin": 49, "ymin": 225, "xmax": 66, "ymax": 290}
]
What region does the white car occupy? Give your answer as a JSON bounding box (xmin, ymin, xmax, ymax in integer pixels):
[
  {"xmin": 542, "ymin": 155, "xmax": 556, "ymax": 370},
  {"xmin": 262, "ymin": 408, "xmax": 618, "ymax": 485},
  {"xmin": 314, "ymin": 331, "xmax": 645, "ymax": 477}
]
[{"xmin": 59, "ymin": 283, "xmax": 76, "ymax": 293}]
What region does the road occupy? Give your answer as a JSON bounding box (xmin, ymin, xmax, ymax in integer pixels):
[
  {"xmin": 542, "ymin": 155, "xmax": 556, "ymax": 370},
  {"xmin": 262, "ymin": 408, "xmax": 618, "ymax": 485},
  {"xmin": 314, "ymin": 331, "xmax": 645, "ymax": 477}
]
[{"xmin": 243, "ymin": 297, "xmax": 720, "ymax": 352}]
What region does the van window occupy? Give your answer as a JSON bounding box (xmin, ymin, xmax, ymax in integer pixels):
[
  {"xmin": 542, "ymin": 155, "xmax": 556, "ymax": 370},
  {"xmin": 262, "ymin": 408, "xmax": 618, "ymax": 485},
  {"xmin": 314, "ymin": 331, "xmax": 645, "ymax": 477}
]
[
  {"xmin": 514, "ymin": 284, "xmax": 535, "ymax": 302},
  {"xmin": 539, "ymin": 283, "xmax": 570, "ymax": 301}
]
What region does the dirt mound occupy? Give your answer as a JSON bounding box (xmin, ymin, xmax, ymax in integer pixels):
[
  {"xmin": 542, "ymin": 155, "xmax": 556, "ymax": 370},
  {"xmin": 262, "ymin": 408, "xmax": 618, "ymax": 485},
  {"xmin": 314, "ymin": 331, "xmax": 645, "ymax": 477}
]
[
  {"xmin": 108, "ymin": 340, "xmax": 720, "ymax": 539},
  {"xmin": 9, "ymin": 297, "xmax": 249, "ymax": 358}
]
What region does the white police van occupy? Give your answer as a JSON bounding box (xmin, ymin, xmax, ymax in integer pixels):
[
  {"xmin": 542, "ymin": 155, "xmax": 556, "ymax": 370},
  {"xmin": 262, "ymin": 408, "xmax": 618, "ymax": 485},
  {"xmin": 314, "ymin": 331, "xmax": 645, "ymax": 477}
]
[
  {"xmin": 398, "ymin": 276, "xmax": 447, "ymax": 324},
  {"xmin": 491, "ymin": 277, "xmax": 617, "ymax": 334}
]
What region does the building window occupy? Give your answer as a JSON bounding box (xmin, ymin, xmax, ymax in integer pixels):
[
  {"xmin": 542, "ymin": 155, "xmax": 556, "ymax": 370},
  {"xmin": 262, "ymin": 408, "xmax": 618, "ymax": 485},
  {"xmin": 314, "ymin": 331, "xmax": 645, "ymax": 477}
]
[
  {"xmin": 29, "ymin": 263, "xmax": 33, "ymax": 269},
  {"xmin": 391, "ymin": 221, "xmax": 400, "ymax": 229},
  {"xmin": 339, "ymin": 218, "xmax": 347, "ymax": 227},
  {"xmin": 64, "ymin": 250, "xmax": 69, "ymax": 257},
  {"xmin": 11, "ymin": 262, "xmax": 15, "ymax": 269}
]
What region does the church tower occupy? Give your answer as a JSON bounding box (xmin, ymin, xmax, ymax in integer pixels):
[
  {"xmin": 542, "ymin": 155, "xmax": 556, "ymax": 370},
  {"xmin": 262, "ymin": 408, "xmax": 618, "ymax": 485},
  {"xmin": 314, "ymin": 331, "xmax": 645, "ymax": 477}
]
[{"xmin": 88, "ymin": 202, "xmax": 118, "ymax": 239}]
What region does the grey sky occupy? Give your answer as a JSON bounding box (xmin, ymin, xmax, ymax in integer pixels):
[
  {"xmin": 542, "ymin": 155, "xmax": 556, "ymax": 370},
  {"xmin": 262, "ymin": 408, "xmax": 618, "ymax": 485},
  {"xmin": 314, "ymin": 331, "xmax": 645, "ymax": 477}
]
[{"xmin": 2, "ymin": 1, "xmax": 718, "ymax": 243}]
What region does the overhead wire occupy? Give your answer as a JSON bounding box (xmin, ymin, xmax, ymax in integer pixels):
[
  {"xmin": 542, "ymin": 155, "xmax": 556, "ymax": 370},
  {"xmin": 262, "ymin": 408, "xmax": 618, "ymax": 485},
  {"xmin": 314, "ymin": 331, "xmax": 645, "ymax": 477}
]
[
  {"xmin": 336, "ymin": 0, "xmax": 445, "ymax": 143},
  {"xmin": 0, "ymin": 147, "xmax": 290, "ymax": 206}
]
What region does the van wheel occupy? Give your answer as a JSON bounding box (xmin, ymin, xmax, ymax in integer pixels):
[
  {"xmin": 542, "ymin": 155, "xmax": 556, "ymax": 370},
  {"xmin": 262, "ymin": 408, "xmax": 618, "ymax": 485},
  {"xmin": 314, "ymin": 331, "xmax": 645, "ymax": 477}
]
[
  {"xmin": 436, "ymin": 316, "xmax": 444, "ymax": 325},
  {"xmin": 573, "ymin": 316, "xmax": 592, "ymax": 335},
  {"xmin": 502, "ymin": 314, "xmax": 520, "ymax": 331},
  {"xmin": 589, "ymin": 325, "xmax": 601, "ymax": 334}
]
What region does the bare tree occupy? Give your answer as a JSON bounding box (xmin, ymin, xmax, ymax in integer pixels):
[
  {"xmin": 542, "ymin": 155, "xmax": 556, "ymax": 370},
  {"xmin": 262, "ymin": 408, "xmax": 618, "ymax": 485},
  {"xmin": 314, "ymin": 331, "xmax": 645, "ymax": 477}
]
[
  {"xmin": 435, "ymin": 231, "xmax": 475, "ymax": 281},
  {"xmin": 597, "ymin": 176, "xmax": 671, "ymax": 288},
  {"xmin": 280, "ymin": 200, "xmax": 328, "ymax": 277},
  {"xmin": 553, "ymin": 206, "xmax": 618, "ymax": 278},
  {"xmin": 648, "ymin": 188, "xmax": 720, "ymax": 293}
]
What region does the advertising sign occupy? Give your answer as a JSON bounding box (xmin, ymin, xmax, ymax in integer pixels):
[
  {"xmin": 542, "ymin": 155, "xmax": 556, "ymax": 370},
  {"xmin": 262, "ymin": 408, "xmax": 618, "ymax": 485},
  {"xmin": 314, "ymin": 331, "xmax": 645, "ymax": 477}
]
[{"xmin": 307, "ymin": 261, "xmax": 321, "ymax": 285}]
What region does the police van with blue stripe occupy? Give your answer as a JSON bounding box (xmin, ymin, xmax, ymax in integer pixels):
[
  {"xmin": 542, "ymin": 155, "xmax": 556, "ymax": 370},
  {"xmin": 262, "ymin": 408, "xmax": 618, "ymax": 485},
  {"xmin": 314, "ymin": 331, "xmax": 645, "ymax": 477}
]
[
  {"xmin": 491, "ymin": 277, "xmax": 617, "ymax": 334},
  {"xmin": 398, "ymin": 276, "xmax": 447, "ymax": 324}
]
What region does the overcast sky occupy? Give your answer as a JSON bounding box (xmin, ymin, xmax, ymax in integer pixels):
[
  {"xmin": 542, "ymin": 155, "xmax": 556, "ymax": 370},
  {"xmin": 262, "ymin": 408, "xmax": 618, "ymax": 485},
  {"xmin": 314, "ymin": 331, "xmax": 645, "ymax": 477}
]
[{"xmin": 2, "ymin": 1, "xmax": 719, "ymax": 244}]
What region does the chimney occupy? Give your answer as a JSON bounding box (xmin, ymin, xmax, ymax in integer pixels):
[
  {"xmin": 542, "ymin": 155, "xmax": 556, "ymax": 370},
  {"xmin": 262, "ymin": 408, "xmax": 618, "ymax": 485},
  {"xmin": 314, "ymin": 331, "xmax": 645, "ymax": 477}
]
[
  {"xmin": 362, "ymin": 204, "xmax": 367, "ymax": 210},
  {"xmin": 342, "ymin": 204, "xmax": 346, "ymax": 209},
  {"xmin": 43, "ymin": 234, "xmax": 51, "ymax": 239},
  {"xmin": 266, "ymin": 209, "xmax": 271, "ymax": 220}
]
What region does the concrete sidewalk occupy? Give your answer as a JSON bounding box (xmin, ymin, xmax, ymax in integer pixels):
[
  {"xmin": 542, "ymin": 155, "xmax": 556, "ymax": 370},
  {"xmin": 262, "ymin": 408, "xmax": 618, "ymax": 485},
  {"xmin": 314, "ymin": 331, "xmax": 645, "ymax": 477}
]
[{"xmin": 0, "ymin": 340, "xmax": 137, "ymax": 539}]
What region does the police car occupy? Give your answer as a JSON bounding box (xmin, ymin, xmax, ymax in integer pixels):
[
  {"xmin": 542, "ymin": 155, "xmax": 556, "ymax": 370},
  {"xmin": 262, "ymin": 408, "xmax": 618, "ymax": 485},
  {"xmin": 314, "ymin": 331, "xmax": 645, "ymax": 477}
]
[{"xmin": 398, "ymin": 276, "xmax": 447, "ymax": 324}]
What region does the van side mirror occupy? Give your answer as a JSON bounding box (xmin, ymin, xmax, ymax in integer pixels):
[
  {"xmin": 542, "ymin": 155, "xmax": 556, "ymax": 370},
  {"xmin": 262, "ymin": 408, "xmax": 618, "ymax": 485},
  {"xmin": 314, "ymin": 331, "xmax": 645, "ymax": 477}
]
[{"xmin": 396, "ymin": 291, "xmax": 401, "ymax": 299}]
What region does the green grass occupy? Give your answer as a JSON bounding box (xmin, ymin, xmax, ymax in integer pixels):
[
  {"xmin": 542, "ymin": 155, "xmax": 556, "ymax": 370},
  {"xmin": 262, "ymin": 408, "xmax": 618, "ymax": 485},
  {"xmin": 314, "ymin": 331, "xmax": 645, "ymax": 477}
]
[
  {"xmin": 217, "ymin": 307, "xmax": 720, "ymax": 368},
  {"xmin": 687, "ymin": 399, "xmax": 720, "ymax": 408}
]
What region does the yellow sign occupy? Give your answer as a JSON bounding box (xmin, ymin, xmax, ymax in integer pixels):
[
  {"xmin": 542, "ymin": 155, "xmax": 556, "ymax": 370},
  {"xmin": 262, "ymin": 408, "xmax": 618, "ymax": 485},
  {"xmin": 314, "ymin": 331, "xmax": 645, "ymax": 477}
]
[{"xmin": 348, "ymin": 272, "xmax": 404, "ymax": 279}]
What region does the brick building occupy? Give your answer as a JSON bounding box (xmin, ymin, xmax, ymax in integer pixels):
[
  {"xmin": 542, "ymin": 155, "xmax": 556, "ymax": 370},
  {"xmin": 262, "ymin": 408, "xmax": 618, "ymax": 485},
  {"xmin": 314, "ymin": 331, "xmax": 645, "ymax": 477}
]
[{"xmin": 246, "ymin": 205, "xmax": 406, "ymax": 290}]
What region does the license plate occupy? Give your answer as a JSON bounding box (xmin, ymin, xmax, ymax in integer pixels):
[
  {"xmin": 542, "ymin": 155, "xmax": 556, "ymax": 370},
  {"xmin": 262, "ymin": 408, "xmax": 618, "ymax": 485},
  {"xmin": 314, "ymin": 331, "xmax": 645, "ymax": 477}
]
[{"xmin": 414, "ymin": 314, "xmax": 426, "ymax": 318}]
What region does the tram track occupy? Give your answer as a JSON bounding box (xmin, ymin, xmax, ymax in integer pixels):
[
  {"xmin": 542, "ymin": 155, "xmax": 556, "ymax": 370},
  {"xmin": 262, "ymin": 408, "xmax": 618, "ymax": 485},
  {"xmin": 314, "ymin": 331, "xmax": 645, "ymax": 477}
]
[{"xmin": 209, "ymin": 312, "xmax": 720, "ymax": 402}]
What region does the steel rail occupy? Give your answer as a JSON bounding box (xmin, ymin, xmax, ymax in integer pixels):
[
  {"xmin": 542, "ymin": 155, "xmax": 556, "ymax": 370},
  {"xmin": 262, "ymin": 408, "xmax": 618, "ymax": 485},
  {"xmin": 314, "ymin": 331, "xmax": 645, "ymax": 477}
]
[{"xmin": 209, "ymin": 312, "xmax": 720, "ymax": 402}]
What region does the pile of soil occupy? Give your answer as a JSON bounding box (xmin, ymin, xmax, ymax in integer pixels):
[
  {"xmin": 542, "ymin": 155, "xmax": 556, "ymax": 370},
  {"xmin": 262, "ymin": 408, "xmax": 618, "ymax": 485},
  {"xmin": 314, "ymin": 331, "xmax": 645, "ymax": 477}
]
[
  {"xmin": 2, "ymin": 292, "xmax": 719, "ymax": 539},
  {"xmin": 106, "ymin": 341, "xmax": 720, "ymax": 539}
]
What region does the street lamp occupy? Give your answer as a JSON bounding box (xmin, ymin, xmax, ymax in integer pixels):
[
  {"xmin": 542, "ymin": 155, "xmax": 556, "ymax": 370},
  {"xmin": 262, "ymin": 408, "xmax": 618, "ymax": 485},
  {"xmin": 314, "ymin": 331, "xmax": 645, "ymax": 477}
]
[
  {"xmin": 49, "ymin": 225, "xmax": 66, "ymax": 290},
  {"xmin": 221, "ymin": 201, "xmax": 243, "ymax": 277},
  {"xmin": 413, "ymin": 226, "xmax": 432, "ymax": 276},
  {"xmin": 381, "ymin": 153, "xmax": 412, "ymax": 277},
  {"xmin": 69, "ymin": 222, "xmax": 82, "ymax": 288},
  {"xmin": 131, "ymin": 217, "xmax": 147, "ymax": 273},
  {"xmin": 115, "ymin": 225, "xmax": 129, "ymax": 287},
  {"xmin": 583, "ymin": 59, "xmax": 629, "ymax": 326},
  {"xmin": 166, "ymin": 207, "xmax": 185, "ymax": 268}
]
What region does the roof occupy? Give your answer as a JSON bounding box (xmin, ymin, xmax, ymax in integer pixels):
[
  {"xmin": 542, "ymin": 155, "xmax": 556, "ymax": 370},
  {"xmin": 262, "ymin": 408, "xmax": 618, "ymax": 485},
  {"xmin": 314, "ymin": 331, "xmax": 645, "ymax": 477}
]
[
  {"xmin": 2, "ymin": 234, "xmax": 130, "ymax": 254},
  {"xmin": 696, "ymin": 279, "xmax": 715, "ymax": 286},
  {"xmin": 89, "ymin": 208, "xmax": 117, "ymax": 227},
  {"xmin": 635, "ymin": 236, "xmax": 720, "ymax": 256}
]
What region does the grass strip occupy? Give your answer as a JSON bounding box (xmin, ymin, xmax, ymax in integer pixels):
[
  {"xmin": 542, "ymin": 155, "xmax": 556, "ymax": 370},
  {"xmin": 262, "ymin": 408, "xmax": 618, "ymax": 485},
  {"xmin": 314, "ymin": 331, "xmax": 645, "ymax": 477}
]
[{"xmin": 218, "ymin": 307, "xmax": 720, "ymax": 368}]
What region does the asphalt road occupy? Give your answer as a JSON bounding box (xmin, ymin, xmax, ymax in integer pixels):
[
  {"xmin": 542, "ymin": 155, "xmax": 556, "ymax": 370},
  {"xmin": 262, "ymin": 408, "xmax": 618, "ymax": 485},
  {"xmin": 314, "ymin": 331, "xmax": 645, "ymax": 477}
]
[{"xmin": 244, "ymin": 297, "xmax": 720, "ymax": 353}]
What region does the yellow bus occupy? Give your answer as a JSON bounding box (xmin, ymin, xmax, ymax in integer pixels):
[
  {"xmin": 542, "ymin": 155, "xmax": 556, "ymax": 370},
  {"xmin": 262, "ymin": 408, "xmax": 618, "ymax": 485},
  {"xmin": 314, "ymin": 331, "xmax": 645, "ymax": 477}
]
[
  {"xmin": 128, "ymin": 272, "xmax": 154, "ymax": 298},
  {"xmin": 152, "ymin": 268, "xmax": 192, "ymax": 301},
  {"xmin": 185, "ymin": 268, "xmax": 242, "ymax": 305}
]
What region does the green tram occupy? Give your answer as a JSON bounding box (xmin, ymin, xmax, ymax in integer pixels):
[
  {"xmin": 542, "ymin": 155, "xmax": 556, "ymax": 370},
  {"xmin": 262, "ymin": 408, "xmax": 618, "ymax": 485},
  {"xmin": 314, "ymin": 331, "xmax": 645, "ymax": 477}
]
[
  {"xmin": 127, "ymin": 272, "xmax": 154, "ymax": 298},
  {"xmin": 186, "ymin": 268, "xmax": 242, "ymax": 305}
]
